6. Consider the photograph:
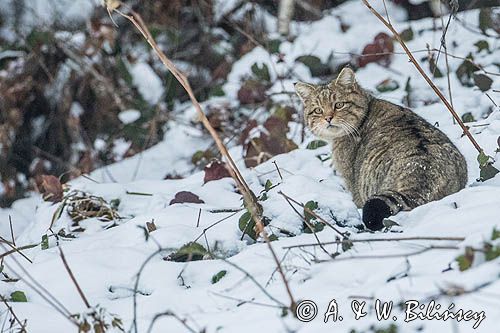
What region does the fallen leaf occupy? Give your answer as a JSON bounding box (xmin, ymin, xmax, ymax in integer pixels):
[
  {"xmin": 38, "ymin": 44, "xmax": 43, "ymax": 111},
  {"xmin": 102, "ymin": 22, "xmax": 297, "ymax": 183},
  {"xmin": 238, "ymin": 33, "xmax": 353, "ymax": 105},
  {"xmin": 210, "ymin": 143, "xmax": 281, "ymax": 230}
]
[
  {"xmin": 204, "ymin": 160, "xmax": 231, "ymax": 183},
  {"xmin": 169, "ymin": 191, "xmax": 205, "ymax": 205}
]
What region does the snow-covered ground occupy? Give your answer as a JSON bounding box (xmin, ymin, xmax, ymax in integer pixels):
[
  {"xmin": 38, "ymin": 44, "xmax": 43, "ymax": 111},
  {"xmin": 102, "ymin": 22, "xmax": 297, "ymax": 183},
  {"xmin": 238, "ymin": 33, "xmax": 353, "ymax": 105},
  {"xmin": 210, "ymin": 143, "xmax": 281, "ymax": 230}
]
[{"xmin": 1, "ymin": 1, "xmax": 499, "ymax": 332}]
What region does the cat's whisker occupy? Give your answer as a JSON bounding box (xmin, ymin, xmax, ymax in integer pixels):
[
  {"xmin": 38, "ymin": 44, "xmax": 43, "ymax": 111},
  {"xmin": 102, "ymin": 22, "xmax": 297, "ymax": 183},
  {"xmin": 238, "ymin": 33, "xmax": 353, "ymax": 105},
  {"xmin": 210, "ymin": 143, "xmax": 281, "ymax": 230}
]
[
  {"xmin": 338, "ymin": 121, "xmax": 357, "ymax": 141},
  {"xmin": 338, "ymin": 120, "xmax": 358, "ymax": 135}
]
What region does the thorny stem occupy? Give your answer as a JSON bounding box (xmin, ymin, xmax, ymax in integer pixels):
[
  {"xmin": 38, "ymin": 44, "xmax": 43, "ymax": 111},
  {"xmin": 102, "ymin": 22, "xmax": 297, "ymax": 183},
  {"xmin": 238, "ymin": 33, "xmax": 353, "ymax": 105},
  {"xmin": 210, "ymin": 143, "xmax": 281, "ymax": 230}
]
[
  {"xmin": 107, "ymin": 1, "xmax": 296, "ymax": 312},
  {"xmin": 361, "ymin": 0, "xmax": 483, "ymax": 153}
]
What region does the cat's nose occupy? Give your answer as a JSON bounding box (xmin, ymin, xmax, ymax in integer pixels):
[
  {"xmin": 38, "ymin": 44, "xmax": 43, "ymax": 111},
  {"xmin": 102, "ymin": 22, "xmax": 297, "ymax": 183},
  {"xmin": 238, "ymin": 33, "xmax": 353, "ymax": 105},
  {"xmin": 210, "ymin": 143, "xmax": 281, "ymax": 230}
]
[{"xmin": 325, "ymin": 116, "xmax": 333, "ymax": 123}]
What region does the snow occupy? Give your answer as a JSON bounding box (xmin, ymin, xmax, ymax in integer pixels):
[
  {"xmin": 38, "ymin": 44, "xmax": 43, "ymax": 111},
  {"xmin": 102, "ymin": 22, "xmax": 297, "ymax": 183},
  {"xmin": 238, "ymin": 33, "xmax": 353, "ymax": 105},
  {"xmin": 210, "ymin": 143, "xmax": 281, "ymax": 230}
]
[
  {"xmin": 129, "ymin": 62, "xmax": 164, "ymax": 105},
  {"xmin": 118, "ymin": 110, "xmax": 141, "ymax": 125},
  {"xmin": 1, "ymin": 1, "xmax": 499, "ymax": 332}
]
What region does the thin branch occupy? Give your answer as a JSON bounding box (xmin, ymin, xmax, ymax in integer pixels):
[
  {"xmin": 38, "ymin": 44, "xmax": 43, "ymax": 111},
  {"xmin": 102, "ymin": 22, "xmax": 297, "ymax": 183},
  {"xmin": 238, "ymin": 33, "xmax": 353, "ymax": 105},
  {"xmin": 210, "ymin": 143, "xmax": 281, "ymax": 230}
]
[
  {"xmin": 315, "ymin": 245, "xmax": 459, "ymax": 262},
  {"xmin": 1, "ymin": 245, "xmax": 76, "ymax": 325},
  {"xmin": 278, "ymin": 192, "xmax": 331, "ymax": 257},
  {"xmin": 107, "ymin": 2, "xmax": 296, "ymax": 311},
  {"xmin": 0, "ymin": 295, "xmax": 27, "ymax": 333},
  {"xmin": 278, "ymin": 191, "xmax": 348, "ymax": 238},
  {"xmin": 58, "ymin": 247, "xmax": 91, "ymax": 308},
  {"xmin": 361, "ymin": 0, "xmax": 482, "ymax": 153},
  {"xmin": 8, "ymin": 216, "xmax": 15, "ymax": 246},
  {"xmin": 0, "ymin": 243, "xmax": 37, "ymax": 262},
  {"xmin": 146, "ymin": 310, "xmax": 198, "ymax": 333},
  {"xmin": 283, "ymin": 236, "xmax": 465, "ymax": 249}
]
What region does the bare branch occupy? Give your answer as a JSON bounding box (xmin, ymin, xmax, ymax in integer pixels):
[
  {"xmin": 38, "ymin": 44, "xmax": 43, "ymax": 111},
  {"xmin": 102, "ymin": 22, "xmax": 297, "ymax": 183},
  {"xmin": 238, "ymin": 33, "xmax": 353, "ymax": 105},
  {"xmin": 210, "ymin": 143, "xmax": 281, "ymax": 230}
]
[{"xmin": 361, "ymin": 0, "xmax": 483, "ymax": 153}]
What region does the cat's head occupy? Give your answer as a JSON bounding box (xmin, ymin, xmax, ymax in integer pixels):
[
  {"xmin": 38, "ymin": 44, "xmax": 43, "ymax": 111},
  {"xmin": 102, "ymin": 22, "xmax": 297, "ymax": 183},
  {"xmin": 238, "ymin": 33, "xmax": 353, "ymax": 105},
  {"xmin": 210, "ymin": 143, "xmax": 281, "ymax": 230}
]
[{"xmin": 295, "ymin": 67, "xmax": 370, "ymax": 140}]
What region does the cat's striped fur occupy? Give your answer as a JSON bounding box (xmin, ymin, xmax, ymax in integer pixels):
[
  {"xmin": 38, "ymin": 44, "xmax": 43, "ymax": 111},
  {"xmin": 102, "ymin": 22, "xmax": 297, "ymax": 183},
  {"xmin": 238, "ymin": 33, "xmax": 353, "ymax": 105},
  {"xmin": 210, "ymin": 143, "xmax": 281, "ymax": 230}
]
[{"xmin": 295, "ymin": 67, "xmax": 467, "ymax": 230}]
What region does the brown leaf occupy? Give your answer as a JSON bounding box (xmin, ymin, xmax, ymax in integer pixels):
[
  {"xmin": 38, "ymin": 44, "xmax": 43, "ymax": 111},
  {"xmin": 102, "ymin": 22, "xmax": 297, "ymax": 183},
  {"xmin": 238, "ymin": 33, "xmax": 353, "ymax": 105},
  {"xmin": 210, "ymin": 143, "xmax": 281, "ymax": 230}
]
[
  {"xmin": 358, "ymin": 32, "xmax": 393, "ymax": 67},
  {"xmin": 204, "ymin": 160, "xmax": 231, "ymax": 184},
  {"xmin": 146, "ymin": 220, "xmax": 157, "ymax": 233},
  {"xmin": 237, "ymin": 80, "xmax": 267, "ymax": 105},
  {"xmin": 169, "ymin": 191, "xmax": 205, "ymax": 205},
  {"xmin": 263, "ymin": 116, "xmax": 288, "ymax": 136},
  {"xmin": 36, "ymin": 175, "xmax": 63, "ymax": 203}
]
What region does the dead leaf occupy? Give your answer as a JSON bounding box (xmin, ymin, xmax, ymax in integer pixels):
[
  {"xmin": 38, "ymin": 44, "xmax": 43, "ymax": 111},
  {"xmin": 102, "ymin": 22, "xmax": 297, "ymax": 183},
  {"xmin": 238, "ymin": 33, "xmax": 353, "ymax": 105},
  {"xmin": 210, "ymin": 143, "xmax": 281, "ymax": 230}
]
[
  {"xmin": 36, "ymin": 175, "xmax": 63, "ymax": 203},
  {"xmin": 169, "ymin": 191, "xmax": 205, "ymax": 205},
  {"xmin": 204, "ymin": 160, "xmax": 231, "ymax": 183}
]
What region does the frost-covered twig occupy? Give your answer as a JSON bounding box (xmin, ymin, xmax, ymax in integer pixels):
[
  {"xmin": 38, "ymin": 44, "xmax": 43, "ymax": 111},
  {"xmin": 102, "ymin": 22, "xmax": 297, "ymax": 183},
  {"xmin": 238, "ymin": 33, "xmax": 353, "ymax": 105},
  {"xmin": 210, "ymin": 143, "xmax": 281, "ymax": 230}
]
[
  {"xmin": 105, "ymin": 0, "xmax": 297, "ymax": 312},
  {"xmin": 361, "ymin": 0, "xmax": 483, "ymax": 153}
]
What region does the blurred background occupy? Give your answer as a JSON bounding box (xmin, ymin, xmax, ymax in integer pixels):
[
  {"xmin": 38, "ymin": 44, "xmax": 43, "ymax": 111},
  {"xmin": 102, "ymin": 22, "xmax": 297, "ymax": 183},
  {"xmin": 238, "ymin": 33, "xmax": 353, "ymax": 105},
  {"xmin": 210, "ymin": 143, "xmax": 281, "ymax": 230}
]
[{"xmin": 0, "ymin": 0, "xmax": 498, "ymax": 207}]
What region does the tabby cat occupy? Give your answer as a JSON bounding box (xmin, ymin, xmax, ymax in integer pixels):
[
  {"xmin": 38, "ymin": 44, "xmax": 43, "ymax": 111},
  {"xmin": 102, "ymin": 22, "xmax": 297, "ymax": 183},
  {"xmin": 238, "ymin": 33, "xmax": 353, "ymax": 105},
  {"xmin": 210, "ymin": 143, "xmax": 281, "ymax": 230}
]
[{"xmin": 295, "ymin": 67, "xmax": 467, "ymax": 230}]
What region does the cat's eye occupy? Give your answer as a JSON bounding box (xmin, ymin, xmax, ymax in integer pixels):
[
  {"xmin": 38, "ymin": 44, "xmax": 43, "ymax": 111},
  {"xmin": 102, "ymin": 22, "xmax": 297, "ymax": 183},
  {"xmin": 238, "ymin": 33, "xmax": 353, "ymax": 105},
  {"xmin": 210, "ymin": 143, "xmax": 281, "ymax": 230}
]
[
  {"xmin": 334, "ymin": 102, "xmax": 346, "ymax": 109},
  {"xmin": 314, "ymin": 108, "xmax": 323, "ymax": 114}
]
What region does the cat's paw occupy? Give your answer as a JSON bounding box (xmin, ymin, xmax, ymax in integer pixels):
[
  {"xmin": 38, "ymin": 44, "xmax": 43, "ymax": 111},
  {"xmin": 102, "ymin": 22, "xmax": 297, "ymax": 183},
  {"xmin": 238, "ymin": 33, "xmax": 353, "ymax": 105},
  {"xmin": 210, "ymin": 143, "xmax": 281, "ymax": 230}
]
[{"xmin": 362, "ymin": 198, "xmax": 391, "ymax": 231}]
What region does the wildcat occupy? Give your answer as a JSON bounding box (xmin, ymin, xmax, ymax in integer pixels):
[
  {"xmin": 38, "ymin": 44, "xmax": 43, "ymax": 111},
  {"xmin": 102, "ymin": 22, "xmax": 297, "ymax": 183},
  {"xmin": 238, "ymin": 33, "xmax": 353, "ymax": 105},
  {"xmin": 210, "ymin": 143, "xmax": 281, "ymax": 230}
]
[{"xmin": 295, "ymin": 67, "xmax": 467, "ymax": 230}]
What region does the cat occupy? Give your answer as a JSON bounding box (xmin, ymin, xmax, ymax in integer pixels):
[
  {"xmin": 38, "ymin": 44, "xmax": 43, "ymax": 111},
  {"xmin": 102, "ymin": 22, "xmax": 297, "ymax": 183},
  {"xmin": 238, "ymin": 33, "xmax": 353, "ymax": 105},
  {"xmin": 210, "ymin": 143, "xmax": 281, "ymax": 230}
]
[{"xmin": 295, "ymin": 67, "xmax": 467, "ymax": 230}]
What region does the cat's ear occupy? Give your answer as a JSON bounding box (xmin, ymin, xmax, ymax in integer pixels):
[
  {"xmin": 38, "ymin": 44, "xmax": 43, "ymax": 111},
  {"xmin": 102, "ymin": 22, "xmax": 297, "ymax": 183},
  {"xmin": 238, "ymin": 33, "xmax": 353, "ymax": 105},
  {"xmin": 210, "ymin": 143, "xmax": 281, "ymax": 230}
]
[
  {"xmin": 334, "ymin": 67, "xmax": 356, "ymax": 88},
  {"xmin": 294, "ymin": 82, "xmax": 315, "ymax": 101}
]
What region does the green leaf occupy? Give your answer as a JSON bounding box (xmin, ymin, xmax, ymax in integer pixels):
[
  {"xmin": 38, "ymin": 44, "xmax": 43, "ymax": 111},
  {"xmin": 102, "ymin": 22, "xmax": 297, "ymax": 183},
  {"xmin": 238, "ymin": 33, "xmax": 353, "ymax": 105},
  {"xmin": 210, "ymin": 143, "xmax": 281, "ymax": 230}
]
[
  {"xmin": 110, "ymin": 198, "xmax": 120, "ymax": 210},
  {"xmin": 41, "ymin": 234, "xmax": 49, "ymax": 250},
  {"xmin": 238, "ymin": 211, "xmax": 257, "ymax": 240},
  {"xmin": 474, "ymin": 40, "xmax": 490, "ymax": 53},
  {"xmin": 484, "ymin": 244, "xmax": 500, "ymax": 262},
  {"xmin": 461, "ymin": 112, "xmax": 475, "ymax": 123},
  {"xmin": 457, "ymin": 247, "xmax": 474, "ymax": 271},
  {"xmin": 473, "ymin": 73, "xmax": 493, "ymax": 92},
  {"xmin": 295, "ymin": 55, "xmax": 331, "ymax": 77},
  {"xmin": 265, "ymin": 179, "xmax": 273, "ymax": 192},
  {"xmin": 479, "ymin": 163, "xmax": 500, "ymax": 182},
  {"xmin": 267, "ymin": 39, "xmax": 281, "ymax": 54},
  {"xmin": 251, "ymin": 63, "xmax": 271, "ymax": 82},
  {"xmin": 167, "ymin": 242, "xmax": 207, "ymax": 262},
  {"xmin": 10, "ymin": 291, "xmax": 27, "ymax": 302},
  {"xmin": 477, "ymin": 151, "xmax": 490, "ymax": 167},
  {"xmin": 456, "ymin": 53, "xmax": 479, "ymax": 87},
  {"xmin": 209, "ymin": 84, "xmax": 225, "ymax": 97},
  {"xmin": 211, "ymin": 270, "xmax": 227, "ymax": 284},
  {"xmin": 268, "ymin": 234, "xmax": 279, "ymax": 242},
  {"xmin": 492, "ymin": 227, "xmax": 500, "ymax": 241},
  {"xmin": 341, "ymin": 238, "xmax": 353, "ymax": 252},
  {"xmin": 26, "ymin": 31, "xmax": 52, "ymax": 48},
  {"xmin": 306, "ymin": 140, "xmax": 328, "ymax": 150},
  {"xmin": 303, "ymin": 200, "xmax": 318, "ymax": 223},
  {"xmin": 478, "ymin": 8, "xmax": 493, "ymax": 32},
  {"xmin": 400, "ymin": 27, "xmax": 414, "ymax": 42},
  {"xmin": 429, "ymin": 57, "xmax": 443, "ymax": 78}
]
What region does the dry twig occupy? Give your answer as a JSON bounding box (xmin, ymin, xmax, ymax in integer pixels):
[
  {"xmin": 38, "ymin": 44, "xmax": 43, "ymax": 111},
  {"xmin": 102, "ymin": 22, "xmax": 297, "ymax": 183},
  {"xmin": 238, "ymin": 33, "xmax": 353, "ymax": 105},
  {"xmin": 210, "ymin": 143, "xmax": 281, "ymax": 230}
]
[
  {"xmin": 105, "ymin": 0, "xmax": 296, "ymax": 311},
  {"xmin": 361, "ymin": 0, "xmax": 483, "ymax": 153}
]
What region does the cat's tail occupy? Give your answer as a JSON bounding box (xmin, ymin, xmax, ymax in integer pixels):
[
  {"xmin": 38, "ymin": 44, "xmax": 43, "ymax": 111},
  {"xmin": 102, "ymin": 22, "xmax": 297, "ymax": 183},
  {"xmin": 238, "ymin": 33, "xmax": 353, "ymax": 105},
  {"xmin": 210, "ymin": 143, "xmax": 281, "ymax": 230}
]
[{"xmin": 362, "ymin": 191, "xmax": 416, "ymax": 230}]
